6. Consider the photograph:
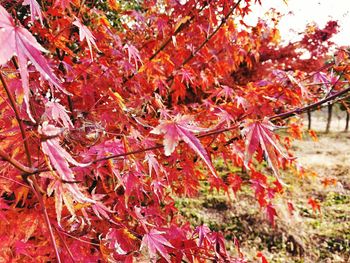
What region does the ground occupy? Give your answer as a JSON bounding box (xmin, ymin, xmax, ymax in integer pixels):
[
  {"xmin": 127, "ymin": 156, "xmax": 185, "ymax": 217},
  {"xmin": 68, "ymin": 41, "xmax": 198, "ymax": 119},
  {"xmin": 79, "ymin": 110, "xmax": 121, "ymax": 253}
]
[{"xmin": 176, "ymin": 112, "xmax": 350, "ymax": 262}]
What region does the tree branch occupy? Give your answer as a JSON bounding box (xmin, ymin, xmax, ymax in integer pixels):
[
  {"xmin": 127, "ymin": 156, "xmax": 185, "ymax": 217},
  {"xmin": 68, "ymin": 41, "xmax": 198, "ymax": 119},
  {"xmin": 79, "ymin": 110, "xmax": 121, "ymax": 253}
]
[
  {"xmin": 1, "ymin": 71, "xmax": 62, "ymax": 262},
  {"xmin": 26, "ymin": 120, "xmax": 243, "ymax": 175},
  {"xmin": 180, "ymin": 0, "xmax": 243, "ymax": 67},
  {"xmin": 270, "ymin": 69, "xmax": 349, "ymax": 121},
  {"xmin": 270, "ymin": 85, "xmax": 350, "ymax": 121},
  {"xmin": 29, "ymin": 178, "xmax": 62, "ymax": 263},
  {"xmin": 0, "ymin": 148, "xmax": 35, "ymax": 174},
  {"xmin": 0, "ymin": 72, "xmax": 32, "ymax": 166},
  {"xmin": 122, "ymin": 1, "xmax": 212, "ymax": 85},
  {"xmin": 148, "ymin": 1, "xmax": 210, "ymax": 61}
]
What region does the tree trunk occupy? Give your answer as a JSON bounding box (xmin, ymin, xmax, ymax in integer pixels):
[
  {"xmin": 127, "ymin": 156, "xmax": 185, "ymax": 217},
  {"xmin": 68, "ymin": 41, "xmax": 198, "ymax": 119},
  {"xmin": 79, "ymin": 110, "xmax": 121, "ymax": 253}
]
[
  {"xmin": 325, "ymin": 103, "xmax": 333, "ymax": 133},
  {"xmin": 345, "ymin": 111, "xmax": 349, "ymax": 132},
  {"xmin": 307, "ymin": 109, "xmax": 311, "ymax": 130}
]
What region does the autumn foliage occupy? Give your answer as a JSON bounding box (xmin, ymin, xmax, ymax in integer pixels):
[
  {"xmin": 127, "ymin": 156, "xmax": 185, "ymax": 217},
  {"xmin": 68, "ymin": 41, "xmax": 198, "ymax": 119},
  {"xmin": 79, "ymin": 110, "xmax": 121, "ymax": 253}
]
[{"xmin": 0, "ymin": 0, "xmax": 349, "ymax": 262}]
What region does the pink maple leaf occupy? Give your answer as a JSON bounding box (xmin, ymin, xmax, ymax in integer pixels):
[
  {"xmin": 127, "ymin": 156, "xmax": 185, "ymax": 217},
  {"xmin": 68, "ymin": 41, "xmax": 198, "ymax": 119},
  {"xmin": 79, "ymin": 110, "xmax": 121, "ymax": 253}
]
[
  {"xmin": 145, "ymin": 153, "xmax": 162, "ymax": 178},
  {"xmin": 23, "ymin": 0, "xmax": 43, "ymax": 25},
  {"xmin": 73, "ymin": 18, "xmax": 99, "ymax": 60},
  {"xmin": 123, "ymin": 43, "xmax": 142, "ymax": 69},
  {"xmin": 39, "ymin": 123, "xmax": 92, "ymax": 205},
  {"xmin": 217, "ymin": 85, "xmax": 235, "ymax": 101},
  {"xmin": 313, "ymin": 70, "xmax": 339, "ymax": 95},
  {"xmin": 44, "ymin": 99, "xmax": 73, "ymax": 128},
  {"xmin": 141, "ymin": 229, "xmax": 174, "ymax": 263},
  {"xmin": 46, "ymin": 177, "xmax": 76, "ymax": 224},
  {"xmin": 151, "ymin": 115, "xmax": 217, "ymax": 177},
  {"xmin": 194, "ymin": 224, "xmax": 211, "ymax": 247},
  {"xmin": 242, "ymin": 119, "xmax": 290, "ymax": 181},
  {"xmin": 15, "ymin": 240, "xmax": 32, "ymax": 258},
  {"xmin": 90, "ymin": 191, "xmax": 114, "ymax": 220},
  {"xmin": 53, "ymin": 0, "xmax": 71, "ymax": 9},
  {"xmin": 0, "ymin": 5, "xmax": 67, "ymax": 121},
  {"xmin": 235, "ymin": 95, "xmax": 247, "ymax": 109}
]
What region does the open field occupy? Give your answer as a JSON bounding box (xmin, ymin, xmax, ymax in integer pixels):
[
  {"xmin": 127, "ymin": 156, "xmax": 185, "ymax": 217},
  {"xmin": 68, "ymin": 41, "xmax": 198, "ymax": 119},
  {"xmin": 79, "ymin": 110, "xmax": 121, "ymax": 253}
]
[{"xmin": 176, "ymin": 115, "xmax": 350, "ymax": 262}]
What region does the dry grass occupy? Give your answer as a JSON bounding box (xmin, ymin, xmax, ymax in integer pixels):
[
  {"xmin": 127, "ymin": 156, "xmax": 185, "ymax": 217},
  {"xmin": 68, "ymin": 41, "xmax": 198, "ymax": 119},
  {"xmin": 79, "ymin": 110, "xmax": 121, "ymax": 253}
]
[{"xmin": 176, "ymin": 115, "xmax": 350, "ymax": 262}]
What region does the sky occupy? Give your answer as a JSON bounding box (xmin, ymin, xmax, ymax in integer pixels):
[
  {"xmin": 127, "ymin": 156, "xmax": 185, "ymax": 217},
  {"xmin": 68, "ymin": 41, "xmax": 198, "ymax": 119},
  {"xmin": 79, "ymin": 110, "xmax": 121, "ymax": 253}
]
[{"xmin": 244, "ymin": 0, "xmax": 350, "ymax": 46}]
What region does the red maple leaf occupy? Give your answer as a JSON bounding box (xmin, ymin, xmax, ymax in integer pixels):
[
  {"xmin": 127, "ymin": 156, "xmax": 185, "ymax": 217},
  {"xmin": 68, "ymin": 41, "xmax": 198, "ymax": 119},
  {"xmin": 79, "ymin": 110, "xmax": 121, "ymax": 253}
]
[
  {"xmin": 257, "ymin": 251, "xmax": 269, "ymax": 263},
  {"xmin": 308, "ymin": 197, "xmax": 321, "ymax": 214},
  {"xmin": 243, "ymin": 119, "xmax": 290, "ymax": 181},
  {"xmin": 266, "ymin": 203, "xmax": 277, "ymax": 226},
  {"xmin": 151, "ymin": 115, "xmax": 217, "ymax": 177},
  {"xmin": 141, "ymin": 229, "xmax": 174, "ymax": 262}
]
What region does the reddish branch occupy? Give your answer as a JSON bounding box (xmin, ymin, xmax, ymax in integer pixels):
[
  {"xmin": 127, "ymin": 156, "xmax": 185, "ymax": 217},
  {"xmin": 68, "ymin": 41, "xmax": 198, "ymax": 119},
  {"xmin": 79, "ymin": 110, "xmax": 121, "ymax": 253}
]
[
  {"xmin": 270, "ymin": 86, "xmax": 350, "ymax": 121},
  {"xmin": 0, "ymin": 148, "xmax": 35, "ymax": 174},
  {"xmin": 17, "ymin": 78, "xmax": 350, "ymax": 177},
  {"xmin": 270, "ymin": 69, "xmax": 348, "ymax": 121},
  {"xmin": 0, "ymin": 73, "xmax": 32, "ymax": 166},
  {"xmin": 21, "ymin": 78, "xmax": 350, "ymax": 176},
  {"xmin": 0, "ymin": 73, "xmax": 61, "ymax": 262},
  {"xmin": 148, "ymin": 2, "xmax": 209, "ymax": 61},
  {"xmin": 180, "ymin": 0, "xmax": 243, "ymax": 67},
  {"xmin": 29, "ymin": 179, "xmax": 62, "ymax": 263}
]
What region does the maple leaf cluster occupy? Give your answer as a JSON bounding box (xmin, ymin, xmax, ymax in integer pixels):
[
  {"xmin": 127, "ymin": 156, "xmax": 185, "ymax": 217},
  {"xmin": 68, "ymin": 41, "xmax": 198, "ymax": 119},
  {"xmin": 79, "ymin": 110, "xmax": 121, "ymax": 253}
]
[{"xmin": 0, "ymin": 0, "xmax": 349, "ymax": 262}]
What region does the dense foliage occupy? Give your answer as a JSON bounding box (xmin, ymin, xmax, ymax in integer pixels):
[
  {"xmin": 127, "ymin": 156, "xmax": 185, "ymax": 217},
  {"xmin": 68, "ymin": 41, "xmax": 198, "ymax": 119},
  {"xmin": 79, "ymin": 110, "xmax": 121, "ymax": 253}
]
[{"xmin": 0, "ymin": 0, "xmax": 349, "ymax": 261}]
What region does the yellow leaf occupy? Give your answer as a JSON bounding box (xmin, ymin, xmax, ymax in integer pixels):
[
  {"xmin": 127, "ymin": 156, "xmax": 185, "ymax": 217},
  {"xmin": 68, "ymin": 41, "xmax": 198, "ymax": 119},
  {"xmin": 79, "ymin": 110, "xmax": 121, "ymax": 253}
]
[
  {"xmin": 109, "ymin": 88, "xmax": 126, "ymax": 110},
  {"xmin": 14, "ymin": 186, "xmax": 29, "ymax": 207},
  {"xmin": 107, "ymin": 0, "xmax": 120, "ymax": 11},
  {"xmin": 74, "ymin": 202, "xmax": 91, "ymax": 211},
  {"xmin": 174, "ymin": 16, "xmax": 191, "ymax": 32}
]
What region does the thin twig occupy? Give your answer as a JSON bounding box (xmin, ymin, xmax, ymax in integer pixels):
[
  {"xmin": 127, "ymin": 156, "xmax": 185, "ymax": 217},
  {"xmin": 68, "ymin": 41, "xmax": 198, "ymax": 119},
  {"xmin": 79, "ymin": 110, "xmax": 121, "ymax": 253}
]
[
  {"xmin": 57, "ymin": 229, "xmax": 100, "ymax": 246},
  {"xmin": 26, "ymin": 119, "xmax": 244, "ymax": 175},
  {"xmin": 270, "ymin": 69, "xmax": 348, "ymax": 121},
  {"xmin": 148, "ymin": 1, "xmax": 210, "ymax": 61},
  {"xmin": 0, "ymin": 175, "xmax": 31, "ymax": 188},
  {"xmin": 0, "ymin": 73, "xmax": 32, "ymax": 166},
  {"xmin": 1, "ymin": 71, "xmax": 61, "ymax": 262},
  {"xmin": 77, "ymin": 0, "xmax": 86, "ymax": 18},
  {"xmin": 0, "ymin": 148, "xmax": 35, "ymax": 174},
  {"xmin": 55, "ymin": 227, "xmax": 76, "ymax": 263},
  {"xmin": 29, "ymin": 178, "xmax": 62, "ymax": 263},
  {"xmin": 180, "ymin": 0, "xmax": 243, "ymax": 67}
]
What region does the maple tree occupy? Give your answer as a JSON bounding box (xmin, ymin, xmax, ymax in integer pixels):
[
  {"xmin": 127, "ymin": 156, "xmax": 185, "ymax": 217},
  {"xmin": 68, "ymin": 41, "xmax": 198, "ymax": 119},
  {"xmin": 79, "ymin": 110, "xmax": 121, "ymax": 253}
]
[{"xmin": 0, "ymin": 0, "xmax": 349, "ymax": 262}]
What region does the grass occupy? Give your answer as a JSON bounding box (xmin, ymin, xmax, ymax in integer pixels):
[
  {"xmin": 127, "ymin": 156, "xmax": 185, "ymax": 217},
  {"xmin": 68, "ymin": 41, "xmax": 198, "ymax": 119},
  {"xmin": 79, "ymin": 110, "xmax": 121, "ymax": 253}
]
[{"xmin": 175, "ymin": 131, "xmax": 350, "ymax": 262}]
